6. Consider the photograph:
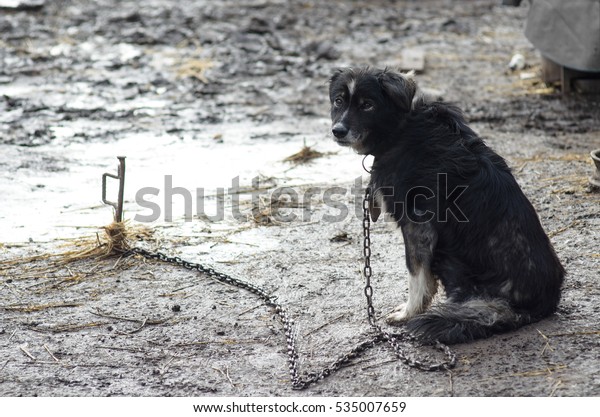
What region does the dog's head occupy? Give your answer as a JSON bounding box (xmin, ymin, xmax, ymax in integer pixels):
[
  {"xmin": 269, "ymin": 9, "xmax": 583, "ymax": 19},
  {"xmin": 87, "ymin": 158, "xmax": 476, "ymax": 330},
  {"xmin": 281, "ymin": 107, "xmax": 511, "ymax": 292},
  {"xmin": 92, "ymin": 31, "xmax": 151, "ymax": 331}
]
[{"xmin": 328, "ymin": 67, "xmax": 417, "ymax": 155}]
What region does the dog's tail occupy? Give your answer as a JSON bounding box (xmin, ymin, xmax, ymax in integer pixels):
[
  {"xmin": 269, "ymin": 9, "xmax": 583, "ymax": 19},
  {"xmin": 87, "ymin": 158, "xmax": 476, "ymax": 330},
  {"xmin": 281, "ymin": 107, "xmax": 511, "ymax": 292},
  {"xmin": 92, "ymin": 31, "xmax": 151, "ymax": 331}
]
[{"xmin": 405, "ymin": 299, "xmax": 534, "ymax": 344}]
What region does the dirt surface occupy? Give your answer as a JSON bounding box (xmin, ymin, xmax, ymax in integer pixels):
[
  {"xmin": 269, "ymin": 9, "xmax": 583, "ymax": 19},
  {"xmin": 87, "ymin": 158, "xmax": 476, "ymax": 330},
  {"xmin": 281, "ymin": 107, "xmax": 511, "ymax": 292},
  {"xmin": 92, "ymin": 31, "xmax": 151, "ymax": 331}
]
[{"xmin": 1, "ymin": 0, "xmax": 600, "ymax": 397}]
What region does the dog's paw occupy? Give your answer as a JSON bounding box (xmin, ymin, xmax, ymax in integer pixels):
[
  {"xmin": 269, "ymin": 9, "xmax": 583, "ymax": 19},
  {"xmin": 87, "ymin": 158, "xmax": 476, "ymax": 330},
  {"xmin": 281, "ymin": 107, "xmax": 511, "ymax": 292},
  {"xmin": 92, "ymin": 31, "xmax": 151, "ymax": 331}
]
[{"xmin": 386, "ymin": 305, "xmax": 413, "ymax": 325}]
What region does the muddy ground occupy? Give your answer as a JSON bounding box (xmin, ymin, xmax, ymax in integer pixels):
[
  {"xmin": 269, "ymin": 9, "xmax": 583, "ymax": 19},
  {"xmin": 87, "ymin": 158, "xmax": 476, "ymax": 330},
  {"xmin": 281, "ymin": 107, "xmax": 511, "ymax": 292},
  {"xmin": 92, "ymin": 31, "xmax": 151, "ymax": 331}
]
[{"xmin": 1, "ymin": 0, "xmax": 599, "ymax": 397}]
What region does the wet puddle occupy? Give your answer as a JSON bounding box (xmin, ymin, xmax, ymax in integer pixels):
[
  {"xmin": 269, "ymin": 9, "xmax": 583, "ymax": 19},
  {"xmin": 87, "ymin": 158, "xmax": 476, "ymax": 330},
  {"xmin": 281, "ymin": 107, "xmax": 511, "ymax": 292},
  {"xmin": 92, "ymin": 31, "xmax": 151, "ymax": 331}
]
[{"xmin": 1, "ymin": 118, "xmax": 366, "ymax": 250}]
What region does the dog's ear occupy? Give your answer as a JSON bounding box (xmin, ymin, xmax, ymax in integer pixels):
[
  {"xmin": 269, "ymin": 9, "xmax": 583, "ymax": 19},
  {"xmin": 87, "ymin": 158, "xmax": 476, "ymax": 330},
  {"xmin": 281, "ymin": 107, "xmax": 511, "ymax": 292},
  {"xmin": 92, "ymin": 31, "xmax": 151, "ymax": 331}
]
[
  {"xmin": 377, "ymin": 70, "xmax": 417, "ymax": 112},
  {"xmin": 329, "ymin": 68, "xmax": 346, "ymax": 86}
]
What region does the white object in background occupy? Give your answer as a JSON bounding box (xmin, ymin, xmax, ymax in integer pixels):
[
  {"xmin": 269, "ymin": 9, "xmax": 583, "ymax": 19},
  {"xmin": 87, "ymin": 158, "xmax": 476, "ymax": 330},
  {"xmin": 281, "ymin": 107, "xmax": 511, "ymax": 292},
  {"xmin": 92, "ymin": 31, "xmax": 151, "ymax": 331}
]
[{"xmin": 508, "ymin": 53, "xmax": 526, "ymax": 71}]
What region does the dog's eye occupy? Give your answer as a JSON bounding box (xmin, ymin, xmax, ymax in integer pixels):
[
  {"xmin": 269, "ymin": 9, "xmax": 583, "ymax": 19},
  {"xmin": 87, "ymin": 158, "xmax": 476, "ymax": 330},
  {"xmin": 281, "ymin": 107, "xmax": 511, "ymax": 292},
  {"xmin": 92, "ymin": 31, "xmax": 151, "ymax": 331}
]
[
  {"xmin": 333, "ymin": 97, "xmax": 344, "ymax": 107},
  {"xmin": 361, "ymin": 101, "xmax": 374, "ymax": 111}
]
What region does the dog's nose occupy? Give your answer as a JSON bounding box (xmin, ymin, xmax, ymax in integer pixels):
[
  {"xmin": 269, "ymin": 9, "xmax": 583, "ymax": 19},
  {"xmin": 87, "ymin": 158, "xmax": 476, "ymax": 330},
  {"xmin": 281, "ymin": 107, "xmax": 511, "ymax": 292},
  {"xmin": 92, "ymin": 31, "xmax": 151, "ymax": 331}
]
[{"xmin": 332, "ymin": 123, "xmax": 349, "ymax": 139}]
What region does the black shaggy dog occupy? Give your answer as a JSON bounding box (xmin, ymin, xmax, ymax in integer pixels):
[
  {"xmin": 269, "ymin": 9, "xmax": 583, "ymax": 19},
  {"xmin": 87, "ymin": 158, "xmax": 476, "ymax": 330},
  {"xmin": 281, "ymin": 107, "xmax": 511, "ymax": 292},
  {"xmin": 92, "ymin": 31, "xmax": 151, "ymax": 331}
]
[{"xmin": 329, "ymin": 67, "xmax": 565, "ymax": 344}]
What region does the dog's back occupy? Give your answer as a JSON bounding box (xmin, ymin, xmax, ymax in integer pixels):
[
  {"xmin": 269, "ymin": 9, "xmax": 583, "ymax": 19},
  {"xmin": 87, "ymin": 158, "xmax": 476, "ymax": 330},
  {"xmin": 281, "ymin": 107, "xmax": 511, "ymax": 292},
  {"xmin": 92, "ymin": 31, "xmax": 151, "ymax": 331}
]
[{"xmin": 405, "ymin": 102, "xmax": 564, "ymax": 342}]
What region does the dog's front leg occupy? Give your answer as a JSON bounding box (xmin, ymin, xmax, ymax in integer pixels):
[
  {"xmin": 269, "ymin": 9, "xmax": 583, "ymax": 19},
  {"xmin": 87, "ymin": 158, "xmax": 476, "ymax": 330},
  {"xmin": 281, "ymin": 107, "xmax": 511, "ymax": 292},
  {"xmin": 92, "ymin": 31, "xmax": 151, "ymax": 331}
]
[
  {"xmin": 386, "ymin": 223, "xmax": 438, "ymax": 325},
  {"xmin": 387, "ymin": 267, "xmax": 437, "ymax": 323}
]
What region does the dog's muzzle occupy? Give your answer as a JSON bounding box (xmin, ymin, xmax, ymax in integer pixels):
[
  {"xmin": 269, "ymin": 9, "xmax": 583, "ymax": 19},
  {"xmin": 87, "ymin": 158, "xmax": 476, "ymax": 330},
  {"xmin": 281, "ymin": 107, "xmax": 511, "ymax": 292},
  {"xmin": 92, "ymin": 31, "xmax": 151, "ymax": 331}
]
[{"xmin": 332, "ymin": 123, "xmax": 349, "ymax": 139}]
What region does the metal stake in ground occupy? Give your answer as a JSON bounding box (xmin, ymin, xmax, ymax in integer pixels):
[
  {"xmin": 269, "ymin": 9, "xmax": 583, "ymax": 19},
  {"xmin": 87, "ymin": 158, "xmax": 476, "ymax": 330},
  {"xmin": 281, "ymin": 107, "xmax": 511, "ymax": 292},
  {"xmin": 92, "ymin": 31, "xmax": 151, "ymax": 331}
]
[{"xmin": 102, "ymin": 156, "xmax": 126, "ymax": 223}]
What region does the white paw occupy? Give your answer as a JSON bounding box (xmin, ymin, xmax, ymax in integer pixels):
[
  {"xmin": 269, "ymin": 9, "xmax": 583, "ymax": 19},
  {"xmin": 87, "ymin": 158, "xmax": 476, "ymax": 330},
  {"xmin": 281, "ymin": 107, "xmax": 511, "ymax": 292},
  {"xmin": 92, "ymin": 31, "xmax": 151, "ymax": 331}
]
[
  {"xmin": 391, "ymin": 303, "xmax": 407, "ymax": 313},
  {"xmin": 386, "ymin": 306, "xmax": 413, "ymax": 325}
]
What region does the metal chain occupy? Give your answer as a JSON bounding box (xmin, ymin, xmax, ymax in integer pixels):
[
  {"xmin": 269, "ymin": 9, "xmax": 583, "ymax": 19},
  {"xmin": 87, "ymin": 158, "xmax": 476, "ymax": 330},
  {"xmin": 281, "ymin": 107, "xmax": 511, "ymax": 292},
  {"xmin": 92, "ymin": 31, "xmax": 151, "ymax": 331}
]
[
  {"xmin": 127, "ymin": 246, "xmax": 337, "ymax": 389},
  {"xmin": 126, "ymin": 188, "xmax": 455, "ymax": 390},
  {"xmin": 362, "ymin": 187, "xmax": 456, "ymax": 372}
]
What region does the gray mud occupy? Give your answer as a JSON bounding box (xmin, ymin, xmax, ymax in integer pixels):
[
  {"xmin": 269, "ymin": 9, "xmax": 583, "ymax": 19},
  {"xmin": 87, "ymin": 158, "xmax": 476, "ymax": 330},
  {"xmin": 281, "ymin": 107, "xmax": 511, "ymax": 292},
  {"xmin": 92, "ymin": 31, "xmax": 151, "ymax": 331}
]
[{"xmin": 1, "ymin": 0, "xmax": 599, "ymax": 397}]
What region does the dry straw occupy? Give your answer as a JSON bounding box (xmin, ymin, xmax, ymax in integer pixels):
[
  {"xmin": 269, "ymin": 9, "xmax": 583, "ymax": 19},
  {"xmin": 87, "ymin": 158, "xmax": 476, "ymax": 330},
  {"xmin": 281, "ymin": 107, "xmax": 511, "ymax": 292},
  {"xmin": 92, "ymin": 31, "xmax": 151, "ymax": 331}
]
[{"xmin": 0, "ymin": 221, "xmax": 153, "ymax": 271}]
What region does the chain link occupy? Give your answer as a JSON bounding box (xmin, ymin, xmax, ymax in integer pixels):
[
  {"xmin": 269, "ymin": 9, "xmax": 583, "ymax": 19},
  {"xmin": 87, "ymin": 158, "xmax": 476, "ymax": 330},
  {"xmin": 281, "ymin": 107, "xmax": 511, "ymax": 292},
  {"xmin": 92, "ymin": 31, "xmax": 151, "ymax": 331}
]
[
  {"xmin": 362, "ymin": 187, "xmax": 456, "ymax": 372},
  {"xmin": 126, "ymin": 188, "xmax": 455, "ymax": 390}
]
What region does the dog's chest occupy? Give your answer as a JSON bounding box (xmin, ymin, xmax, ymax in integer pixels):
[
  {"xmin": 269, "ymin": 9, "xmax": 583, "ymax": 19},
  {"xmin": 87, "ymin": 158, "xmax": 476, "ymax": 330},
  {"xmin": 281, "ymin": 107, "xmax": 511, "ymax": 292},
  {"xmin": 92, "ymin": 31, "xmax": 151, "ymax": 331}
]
[{"xmin": 371, "ymin": 186, "xmax": 399, "ymax": 228}]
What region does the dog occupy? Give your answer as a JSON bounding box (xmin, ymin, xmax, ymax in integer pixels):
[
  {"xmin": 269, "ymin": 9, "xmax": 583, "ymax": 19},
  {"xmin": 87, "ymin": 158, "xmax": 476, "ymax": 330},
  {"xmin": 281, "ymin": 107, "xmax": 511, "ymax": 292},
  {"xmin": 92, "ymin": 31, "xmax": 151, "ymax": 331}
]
[{"xmin": 329, "ymin": 67, "xmax": 565, "ymax": 344}]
